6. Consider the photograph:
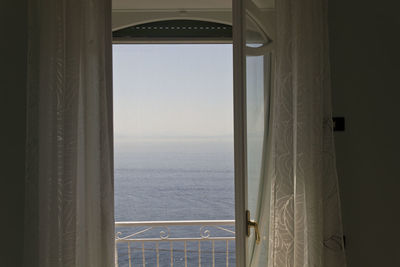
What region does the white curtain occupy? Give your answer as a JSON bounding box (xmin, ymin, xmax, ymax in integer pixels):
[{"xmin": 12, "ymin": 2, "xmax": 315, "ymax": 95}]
[
  {"xmin": 24, "ymin": 0, "xmax": 114, "ymax": 266},
  {"xmin": 249, "ymin": 0, "xmax": 347, "ymax": 266}
]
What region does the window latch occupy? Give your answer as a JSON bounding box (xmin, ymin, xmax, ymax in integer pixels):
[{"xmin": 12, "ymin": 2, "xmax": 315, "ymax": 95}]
[{"xmin": 246, "ymin": 210, "xmax": 260, "ymax": 244}]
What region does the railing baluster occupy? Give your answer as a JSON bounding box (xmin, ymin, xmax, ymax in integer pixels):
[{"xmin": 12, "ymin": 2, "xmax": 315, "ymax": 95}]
[
  {"xmin": 212, "ymin": 240, "xmax": 215, "ymax": 267},
  {"xmin": 142, "ymin": 242, "xmax": 145, "ymax": 267},
  {"xmin": 184, "ymin": 241, "xmax": 187, "ymax": 267},
  {"xmin": 198, "ymin": 240, "xmax": 201, "ymax": 267},
  {"xmin": 128, "ymin": 242, "xmax": 132, "ymax": 267},
  {"xmin": 170, "ymin": 241, "xmax": 174, "ymax": 267},
  {"xmin": 115, "ymin": 241, "xmax": 119, "ymax": 267},
  {"xmin": 226, "ymin": 240, "xmax": 229, "ymax": 267},
  {"xmin": 156, "ymin": 242, "xmax": 159, "ymax": 267}
]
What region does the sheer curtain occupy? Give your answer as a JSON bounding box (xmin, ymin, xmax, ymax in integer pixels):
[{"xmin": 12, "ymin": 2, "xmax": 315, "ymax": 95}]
[
  {"xmin": 249, "ymin": 0, "xmax": 347, "ymax": 266},
  {"xmin": 24, "ymin": 0, "xmax": 114, "ymax": 266}
]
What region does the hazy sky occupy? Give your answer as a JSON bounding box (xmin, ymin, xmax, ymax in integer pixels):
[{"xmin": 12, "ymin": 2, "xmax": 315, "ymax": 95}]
[{"xmin": 113, "ymin": 44, "xmax": 233, "ymax": 143}]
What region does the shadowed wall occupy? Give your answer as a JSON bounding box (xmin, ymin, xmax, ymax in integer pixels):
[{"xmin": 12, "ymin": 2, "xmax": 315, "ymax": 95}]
[
  {"xmin": 329, "ymin": 0, "xmax": 400, "ymax": 266},
  {"xmin": 0, "ymin": 1, "xmax": 27, "ymax": 266}
]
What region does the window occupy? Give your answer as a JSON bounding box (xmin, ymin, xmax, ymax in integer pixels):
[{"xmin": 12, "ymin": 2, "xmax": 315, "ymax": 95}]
[{"xmin": 113, "ymin": 41, "xmax": 235, "ymax": 265}]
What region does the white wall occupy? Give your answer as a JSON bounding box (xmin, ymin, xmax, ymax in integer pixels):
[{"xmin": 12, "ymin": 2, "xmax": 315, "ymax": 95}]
[
  {"xmin": 329, "ymin": 0, "xmax": 400, "ymax": 266},
  {"xmin": 0, "ymin": 1, "xmax": 27, "ymax": 266}
]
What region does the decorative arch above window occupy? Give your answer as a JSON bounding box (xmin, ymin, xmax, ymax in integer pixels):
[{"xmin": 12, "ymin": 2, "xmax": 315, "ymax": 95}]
[{"xmin": 112, "ymin": 19, "xmax": 232, "ymax": 42}]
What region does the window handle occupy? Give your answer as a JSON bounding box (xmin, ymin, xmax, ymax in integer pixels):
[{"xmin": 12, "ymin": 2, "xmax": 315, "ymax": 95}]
[{"xmin": 246, "ymin": 210, "xmax": 260, "ymax": 244}]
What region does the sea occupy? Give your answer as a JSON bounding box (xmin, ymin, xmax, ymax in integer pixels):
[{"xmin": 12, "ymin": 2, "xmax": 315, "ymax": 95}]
[{"xmin": 114, "ymin": 140, "xmax": 235, "ymax": 266}]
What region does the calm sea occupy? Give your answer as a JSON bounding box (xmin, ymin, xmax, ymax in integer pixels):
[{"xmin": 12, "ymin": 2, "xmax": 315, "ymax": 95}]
[{"xmin": 114, "ymin": 140, "xmax": 235, "ymax": 266}]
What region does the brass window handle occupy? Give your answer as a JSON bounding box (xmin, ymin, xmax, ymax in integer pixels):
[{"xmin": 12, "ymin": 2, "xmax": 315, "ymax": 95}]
[{"xmin": 246, "ymin": 210, "xmax": 260, "ymax": 244}]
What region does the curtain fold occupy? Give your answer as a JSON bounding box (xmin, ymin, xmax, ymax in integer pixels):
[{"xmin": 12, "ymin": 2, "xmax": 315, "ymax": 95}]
[
  {"xmin": 249, "ymin": 0, "xmax": 347, "ymax": 266},
  {"xmin": 24, "ymin": 0, "xmax": 114, "ymax": 266}
]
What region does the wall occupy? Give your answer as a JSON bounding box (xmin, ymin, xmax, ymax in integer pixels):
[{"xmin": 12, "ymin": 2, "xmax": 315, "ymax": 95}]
[
  {"xmin": 329, "ymin": 0, "xmax": 400, "ymax": 266},
  {"xmin": 0, "ymin": 1, "xmax": 27, "ymax": 266}
]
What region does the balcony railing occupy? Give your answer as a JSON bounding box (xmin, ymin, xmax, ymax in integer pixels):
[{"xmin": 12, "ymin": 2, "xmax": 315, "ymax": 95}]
[{"xmin": 115, "ymin": 220, "xmax": 235, "ymax": 267}]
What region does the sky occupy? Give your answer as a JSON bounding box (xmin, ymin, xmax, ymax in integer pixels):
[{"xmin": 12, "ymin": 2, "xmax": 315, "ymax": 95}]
[{"xmin": 112, "ymin": 44, "xmax": 233, "ymax": 143}]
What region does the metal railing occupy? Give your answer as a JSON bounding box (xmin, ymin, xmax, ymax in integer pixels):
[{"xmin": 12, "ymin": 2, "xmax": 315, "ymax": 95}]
[{"xmin": 115, "ymin": 220, "xmax": 235, "ymax": 267}]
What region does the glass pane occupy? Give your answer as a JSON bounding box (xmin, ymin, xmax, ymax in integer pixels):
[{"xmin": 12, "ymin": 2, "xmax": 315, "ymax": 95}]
[
  {"xmin": 246, "ymin": 54, "xmax": 266, "ymax": 218},
  {"xmin": 246, "ymin": 52, "xmax": 272, "ymax": 260}
]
